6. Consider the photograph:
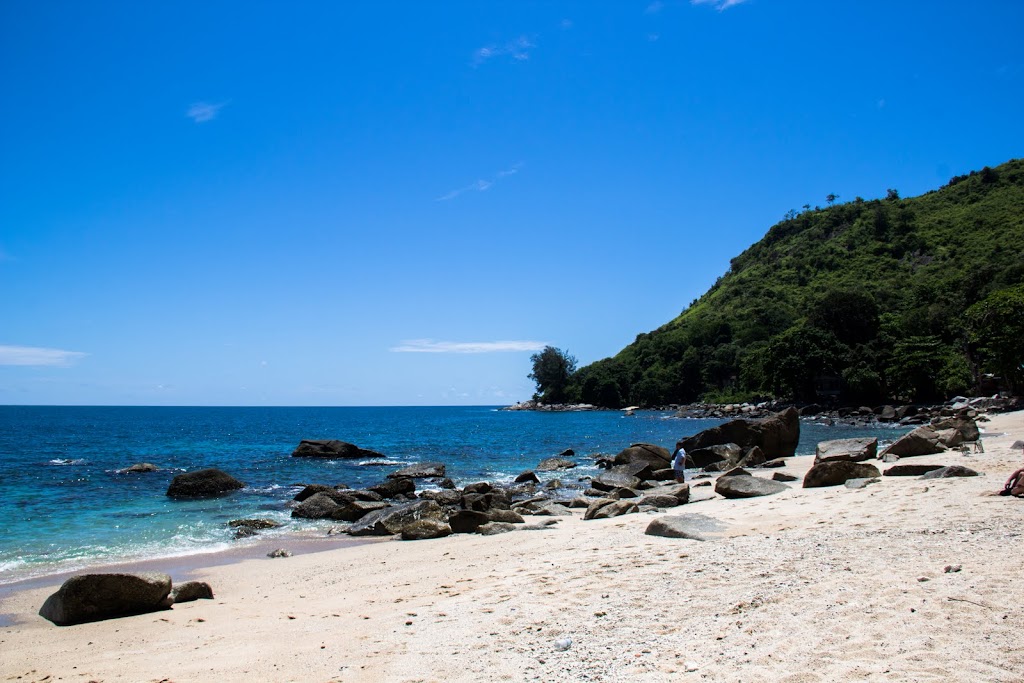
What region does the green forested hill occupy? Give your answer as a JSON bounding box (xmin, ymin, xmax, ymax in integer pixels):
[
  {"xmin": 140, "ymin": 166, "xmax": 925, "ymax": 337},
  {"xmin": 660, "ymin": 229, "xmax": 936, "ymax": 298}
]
[{"xmin": 566, "ymin": 159, "xmax": 1024, "ymax": 407}]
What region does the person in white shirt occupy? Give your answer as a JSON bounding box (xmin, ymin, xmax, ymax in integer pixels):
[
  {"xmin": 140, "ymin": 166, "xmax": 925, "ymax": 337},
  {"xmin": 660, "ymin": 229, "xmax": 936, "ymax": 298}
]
[{"xmin": 671, "ymin": 441, "xmax": 688, "ymax": 483}]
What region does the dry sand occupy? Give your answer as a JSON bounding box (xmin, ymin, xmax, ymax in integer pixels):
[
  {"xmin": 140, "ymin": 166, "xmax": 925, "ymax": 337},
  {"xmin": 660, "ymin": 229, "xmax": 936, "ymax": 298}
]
[{"xmin": 2, "ymin": 411, "xmax": 1023, "ymax": 682}]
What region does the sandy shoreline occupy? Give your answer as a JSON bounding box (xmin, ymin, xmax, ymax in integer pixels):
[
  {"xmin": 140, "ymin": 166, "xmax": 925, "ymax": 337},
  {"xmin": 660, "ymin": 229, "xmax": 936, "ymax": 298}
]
[{"xmin": 2, "ymin": 412, "xmax": 1023, "ymax": 682}]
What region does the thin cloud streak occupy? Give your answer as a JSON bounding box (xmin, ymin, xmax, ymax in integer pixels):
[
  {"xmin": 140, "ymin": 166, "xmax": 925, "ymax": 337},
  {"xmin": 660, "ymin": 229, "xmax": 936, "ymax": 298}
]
[
  {"xmin": 473, "ymin": 36, "xmax": 535, "ymax": 66},
  {"xmin": 186, "ymin": 101, "xmax": 227, "ymax": 123},
  {"xmin": 691, "ymin": 0, "xmax": 749, "ymax": 10},
  {"xmin": 436, "ymin": 163, "xmax": 523, "ymax": 201},
  {"xmin": 0, "ymin": 345, "xmax": 88, "ymax": 367},
  {"xmin": 391, "ymin": 340, "xmax": 547, "ymax": 354}
]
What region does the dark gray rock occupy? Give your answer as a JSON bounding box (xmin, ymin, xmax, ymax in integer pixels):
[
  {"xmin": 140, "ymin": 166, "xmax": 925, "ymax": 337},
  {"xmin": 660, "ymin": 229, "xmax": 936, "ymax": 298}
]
[
  {"xmin": 772, "ymin": 472, "xmax": 798, "ymax": 482},
  {"xmin": 462, "ymin": 481, "xmax": 493, "ymax": 494},
  {"xmin": 815, "ymin": 437, "xmax": 878, "ymax": 463},
  {"xmin": 118, "ymin": 463, "xmax": 159, "ymax": 474},
  {"xmin": 347, "ymin": 500, "xmax": 446, "ymax": 537},
  {"xmin": 644, "ymin": 516, "xmax": 709, "ymax": 540},
  {"xmin": 920, "ymin": 465, "xmax": 980, "ymax": 479},
  {"xmin": 591, "ymin": 470, "xmax": 642, "ymax": 491},
  {"xmin": 719, "ymin": 467, "xmax": 751, "ymax": 478},
  {"xmin": 387, "ymin": 462, "xmax": 446, "ymax": 479},
  {"xmin": 291, "ymin": 439, "xmax": 385, "ymax": 459},
  {"xmin": 515, "ymin": 471, "xmax": 540, "ymax": 484},
  {"xmin": 558, "ymin": 448, "xmax": 575, "ymax": 456},
  {"xmin": 737, "ymin": 446, "xmax": 767, "ymax": 468},
  {"xmin": 537, "ymin": 457, "xmax": 577, "ymax": 471},
  {"xmin": 804, "ymin": 461, "xmax": 882, "ymax": 488},
  {"xmin": 685, "ymin": 443, "xmax": 743, "ymax": 469},
  {"xmin": 228, "ymin": 518, "xmax": 281, "ymax": 531},
  {"xmin": 39, "ymin": 573, "xmax": 172, "ymax": 626},
  {"xmin": 418, "ymin": 489, "xmax": 462, "ymax": 506},
  {"xmin": 486, "ymin": 509, "xmax": 525, "ymax": 524},
  {"xmin": 400, "ymin": 519, "xmax": 452, "ymax": 540},
  {"xmin": 166, "ymin": 469, "xmax": 244, "ymax": 499},
  {"xmin": 637, "ymin": 494, "xmax": 682, "ymax": 508},
  {"xmin": 293, "ymin": 484, "xmax": 334, "ymax": 502},
  {"xmin": 680, "ymin": 408, "xmax": 800, "ymax": 459},
  {"xmin": 1011, "ymin": 440, "xmax": 1024, "ymax": 450},
  {"xmin": 267, "ymin": 548, "xmax": 291, "ymax": 558},
  {"xmin": 879, "ymin": 426, "xmax": 946, "ymax": 458},
  {"xmin": 612, "ymin": 443, "xmax": 672, "ymax": 470},
  {"xmin": 714, "ymin": 475, "xmax": 789, "ymax": 499},
  {"xmin": 368, "ymin": 477, "xmax": 416, "ymax": 499},
  {"xmin": 883, "ymin": 464, "xmax": 944, "ymax": 477},
  {"xmin": 448, "ymin": 509, "xmax": 491, "ymax": 533},
  {"xmin": 170, "ymin": 581, "xmax": 213, "ymax": 603},
  {"xmin": 583, "ymin": 499, "xmax": 639, "ymax": 520},
  {"xmin": 761, "ymin": 458, "xmax": 787, "ymax": 468},
  {"xmin": 478, "ymin": 522, "xmax": 517, "ymax": 535}
]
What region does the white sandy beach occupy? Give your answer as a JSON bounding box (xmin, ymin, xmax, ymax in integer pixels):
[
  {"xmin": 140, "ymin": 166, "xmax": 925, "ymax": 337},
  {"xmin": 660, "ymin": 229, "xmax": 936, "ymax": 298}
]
[{"xmin": 2, "ymin": 411, "xmax": 1023, "ymax": 682}]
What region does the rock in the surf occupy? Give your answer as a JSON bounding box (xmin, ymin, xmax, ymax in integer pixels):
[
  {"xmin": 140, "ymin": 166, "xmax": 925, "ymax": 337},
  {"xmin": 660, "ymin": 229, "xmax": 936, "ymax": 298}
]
[
  {"xmin": 39, "ymin": 573, "xmax": 173, "ymax": 626},
  {"xmin": 346, "ymin": 500, "xmax": 447, "ymax": 537},
  {"xmin": 387, "ymin": 462, "xmax": 446, "ymax": 479},
  {"xmin": 166, "ymin": 468, "xmax": 245, "ymax": 498},
  {"xmin": 290, "ymin": 439, "xmax": 385, "ymax": 459}
]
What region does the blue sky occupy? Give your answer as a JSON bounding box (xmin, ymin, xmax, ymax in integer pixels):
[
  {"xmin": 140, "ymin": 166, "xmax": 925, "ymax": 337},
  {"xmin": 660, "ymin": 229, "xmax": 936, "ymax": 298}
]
[{"xmin": 1, "ymin": 1, "xmax": 1022, "ymax": 406}]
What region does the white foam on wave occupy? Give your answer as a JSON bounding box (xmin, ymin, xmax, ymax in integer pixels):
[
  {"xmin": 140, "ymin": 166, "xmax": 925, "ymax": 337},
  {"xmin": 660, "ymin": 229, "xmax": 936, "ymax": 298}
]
[
  {"xmin": 48, "ymin": 458, "xmax": 86, "ymax": 466},
  {"xmin": 357, "ymin": 460, "xmax": 407, "ymax": 467}
]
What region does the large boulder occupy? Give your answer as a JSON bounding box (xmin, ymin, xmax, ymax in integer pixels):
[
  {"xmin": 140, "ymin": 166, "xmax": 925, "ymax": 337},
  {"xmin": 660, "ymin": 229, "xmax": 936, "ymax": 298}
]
[
  {"xmin": 591, "ymin": 470, "xmax": 642, "ymax": 492},
  {"xmin": 537, "ymin": 457, "xmax": 577, "ymax": 471},
  {"xmin": 583, "ymin": 498, "xmax": 639, "ymax": 520},
  {"xmin": 166, "ymin": 469, "xmax": 244, "ymax": 498},
  {"xmin": 293, "ymin": 484, "xmax": 334, "ymax": 502},
  {"xmin": 291, "ymin": 440, "xmax": 385, "ymax": 459},
  {"xmin": 644, "ymin": 516, "xmax": 708, "ymax": 540},
  {"xmin": 815, "ymin": 438, "xmax": 878, "ymax": 463},
  {"xmin": 803, "ymin": 461, "xmax": 881, "ymax": 488},
  {"xmin": 879, "ymin": 426, "xmax": 946, "ymax": 458},
  {"xmin": 931, "ymin": 417, "xmax": 981, "ymax": 445},
  {"xmin": 448, "ymin": 509, "xmax": 491, "ymax": 534},
  {"xmin": 612, "ymin": 444, "xmax": 672, "ymax": 470},
  {"xmin": 686, "ymin": 443, "xmax": 744, "ymax": 469},
  {"xmin": 368, "ymin": 477, "xmax": 416, "ymax": 499},
  {"xmin": 346, "ymin": 500, "xmax": 446, "ymax": 537},
  {"xmin": 714, "ymin": 475, "xmax": 789, "ymax": 499},
  {"xmin": 400, "ymin": 519, "xmax": 452, "ymax": 540},
  {"xmin": 387, "ymin": 462, "xmax": 446, "ymax": 479},
  {"xmin": 39, "ymin": 573, "xmax": 173, "ymax": 626},
  {"xmin": 679, "ymin": 408, "xmax": 800, "ymax": 459}
]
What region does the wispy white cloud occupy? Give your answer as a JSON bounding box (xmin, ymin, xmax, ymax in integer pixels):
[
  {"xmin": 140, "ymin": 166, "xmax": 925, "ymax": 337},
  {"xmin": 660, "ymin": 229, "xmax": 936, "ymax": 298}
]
[
  {"xmin": 391, "ymin": 339, "xmax": 547, "ymax": 354},
  {"xmin": 473, "ymin": 36, "xmax": 536, "ymax": 66},
  {"xmin": 186, "ymin": 101, "xmax": 227, "ymax": 123},
  {"xmin": 691, "ymin": 0, "xmax": 749, "ymax": 10},
  {"xmin": 436, "ymin": 162, "xmax": 524, "ymax": 201},
  {"xmin": 0, "ymin": 345, "xmax": 88, "ymax": 367},
  {"xmin": 645, "ymin": 1, "xmax": 665, "ymax": 14}
]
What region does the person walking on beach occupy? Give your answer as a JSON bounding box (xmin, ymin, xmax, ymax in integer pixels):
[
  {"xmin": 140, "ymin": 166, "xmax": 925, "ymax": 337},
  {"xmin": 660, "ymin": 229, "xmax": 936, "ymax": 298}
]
[{"xmin": 672, "ymin": 441, "xmax": 688, "ymax": 483}]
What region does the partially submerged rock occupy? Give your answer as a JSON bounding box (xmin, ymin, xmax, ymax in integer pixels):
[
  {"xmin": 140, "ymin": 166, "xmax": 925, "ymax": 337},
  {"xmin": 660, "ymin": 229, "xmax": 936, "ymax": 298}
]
[
  {"xmin": 537, "ymin": 457, "xmax": 577, "ymax": 471},
  {"xmin": 39, "ymin": 573, "xmax": 173, "ymax": 626},
  {"xmin": 166, "ymin": 469, "xmax": 245, "ymax": 498},
  {"xmin": 387, "ymin": 462, "xmax": 446, "ymax": 479},
  {"xmin": 291, "ymin": 440, "xmax": 385, "ymax": 459},
  {"xmin": 118, "ymin": 463, "xmax": 159, "ymax": 473}
]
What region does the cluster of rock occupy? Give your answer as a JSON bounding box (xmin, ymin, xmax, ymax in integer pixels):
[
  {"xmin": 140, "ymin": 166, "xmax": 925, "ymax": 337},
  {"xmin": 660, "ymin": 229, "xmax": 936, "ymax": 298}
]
[
  {"xmin": 501, "ymin": 400, "xmax": 600, "ymax": 412},
  {"xmin": 280, "ymin": 439, "xmax": 699, "ymax": 539},
  {"xmin": 669, "ymin": 394, "xmax": 1020, "ymax": 428},
  {"xmin": 39, "ymin": 573, "xmax": 213, "ymax": 626}
]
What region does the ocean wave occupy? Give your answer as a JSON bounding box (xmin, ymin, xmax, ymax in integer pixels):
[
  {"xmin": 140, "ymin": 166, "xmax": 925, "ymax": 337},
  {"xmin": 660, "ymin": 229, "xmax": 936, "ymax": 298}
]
[
  {"xmin": 48, "ymin": 458, "xmax": 86, "ymax": 466},
  {"xmin": 357, "ymin": 460, "xmax": 407, "ymax": 467}
]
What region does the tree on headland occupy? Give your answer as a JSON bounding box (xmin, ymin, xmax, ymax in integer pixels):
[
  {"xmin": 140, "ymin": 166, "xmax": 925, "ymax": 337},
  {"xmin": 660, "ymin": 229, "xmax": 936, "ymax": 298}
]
[
  {"xmin": 965, "ymin": 284, "xmax": 1024, "ymax": 393},
  {"xmin": 528, "ymin": 346, "xmax": 578, "ymax": 403},
  {"xmin": 826, "ymin": 193, "xmax": 839, "ymax": 205}
]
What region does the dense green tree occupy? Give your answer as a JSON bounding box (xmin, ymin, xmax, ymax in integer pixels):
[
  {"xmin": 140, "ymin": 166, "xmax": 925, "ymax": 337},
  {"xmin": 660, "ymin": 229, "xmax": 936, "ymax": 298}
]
[
  {"xmin": 528, "ymin": 346, "xmax": 577, "ymax": 403},
  {"xmin": 965, "ymin": 283, "xmax": 1024, "ymax": 392}
]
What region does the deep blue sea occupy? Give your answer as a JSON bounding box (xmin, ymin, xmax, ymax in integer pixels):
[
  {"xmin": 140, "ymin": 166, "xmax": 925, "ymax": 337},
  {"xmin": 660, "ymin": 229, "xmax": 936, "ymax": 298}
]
[{"xmin": 0, "ymin": 406, "xmax": 906, "ymax": 584}]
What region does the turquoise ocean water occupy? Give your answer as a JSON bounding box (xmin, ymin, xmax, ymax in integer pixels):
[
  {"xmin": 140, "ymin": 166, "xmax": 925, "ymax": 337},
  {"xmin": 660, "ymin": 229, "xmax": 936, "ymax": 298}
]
[{"xmin": 0, "ymin": 406, "xmax": 905, "ymax": 584}]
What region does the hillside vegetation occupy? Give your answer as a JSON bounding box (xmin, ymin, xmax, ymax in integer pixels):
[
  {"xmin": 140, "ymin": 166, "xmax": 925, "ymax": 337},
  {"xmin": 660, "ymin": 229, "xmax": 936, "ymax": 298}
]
[{"xmin": 564, "ymin": 159, "xmax": 1024, "ymax": 407}]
